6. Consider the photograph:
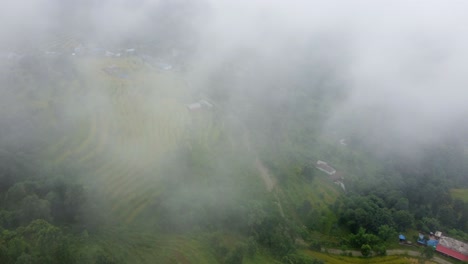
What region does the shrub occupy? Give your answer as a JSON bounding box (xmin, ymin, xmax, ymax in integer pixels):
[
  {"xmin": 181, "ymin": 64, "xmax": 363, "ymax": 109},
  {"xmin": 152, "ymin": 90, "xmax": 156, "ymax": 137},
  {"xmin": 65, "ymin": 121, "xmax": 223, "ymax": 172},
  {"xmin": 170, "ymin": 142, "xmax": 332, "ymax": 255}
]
[
  {"xmin": 308, "ymin": 240, "xmax": 321, "ymax": 251},
  {"xmin": 373, "ymin": 244, "xmax": 386, "ymax": 256},
  {"xmin": 360, "ymin": 244, "xmax": 372, "ymax": 257}
]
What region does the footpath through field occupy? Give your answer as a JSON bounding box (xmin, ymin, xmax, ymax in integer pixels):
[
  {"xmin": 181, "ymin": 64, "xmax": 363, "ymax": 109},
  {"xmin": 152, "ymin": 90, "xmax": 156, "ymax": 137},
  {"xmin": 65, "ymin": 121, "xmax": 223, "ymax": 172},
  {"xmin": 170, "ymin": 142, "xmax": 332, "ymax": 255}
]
[
  {"xmin": 255, "ymin": 157, "xmax": 276, "ymax": 192},
  {"xmin": 240, "ymin": 122, "xmax": 286, "ymax": 217},
  {"xmin": 323, "ymin": 248, "xmax": 453, "ymax": 264}
]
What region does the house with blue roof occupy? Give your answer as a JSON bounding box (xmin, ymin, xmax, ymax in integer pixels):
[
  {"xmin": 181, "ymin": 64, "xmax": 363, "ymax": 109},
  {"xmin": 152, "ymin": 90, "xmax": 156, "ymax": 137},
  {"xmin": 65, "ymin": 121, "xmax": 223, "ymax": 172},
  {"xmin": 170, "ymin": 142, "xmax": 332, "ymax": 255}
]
[
  {"xmin": 399, "ymin": 234, "xmax": 406, "ymax": 242},
  {"xmin": 427, "ymin": 239, "xmax": 439, "ymax": 247},
  {"xmin": 417, "ymin": 233, "xmax": 427, "ymax": 245}
]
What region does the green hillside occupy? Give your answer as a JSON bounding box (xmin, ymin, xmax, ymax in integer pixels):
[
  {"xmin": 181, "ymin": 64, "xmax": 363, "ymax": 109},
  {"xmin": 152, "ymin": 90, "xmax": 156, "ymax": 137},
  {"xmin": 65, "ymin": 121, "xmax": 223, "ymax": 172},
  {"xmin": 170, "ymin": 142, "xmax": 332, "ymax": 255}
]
[
  {"xmin": 1, "ymin": 44, "xmax": 467, "ymax": 264},
  {"xmin": 0, "ymin": 54, "xmax": 338, "ymax": 262}
]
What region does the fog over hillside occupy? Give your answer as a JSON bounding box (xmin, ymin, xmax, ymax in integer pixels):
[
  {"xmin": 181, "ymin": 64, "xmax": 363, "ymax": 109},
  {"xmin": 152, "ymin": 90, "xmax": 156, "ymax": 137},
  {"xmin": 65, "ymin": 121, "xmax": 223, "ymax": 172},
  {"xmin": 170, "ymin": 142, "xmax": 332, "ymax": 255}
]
[
  {"xmin": 2, "ymin": 0, "xmax": 468, "ymax": 157},
  {"xmin": 2, "ymin": 1, "xmax": 468, "ymax": 263},
  {"xmin": 194, "ymin": 1, "xmax": 468, "ymax": 156}
]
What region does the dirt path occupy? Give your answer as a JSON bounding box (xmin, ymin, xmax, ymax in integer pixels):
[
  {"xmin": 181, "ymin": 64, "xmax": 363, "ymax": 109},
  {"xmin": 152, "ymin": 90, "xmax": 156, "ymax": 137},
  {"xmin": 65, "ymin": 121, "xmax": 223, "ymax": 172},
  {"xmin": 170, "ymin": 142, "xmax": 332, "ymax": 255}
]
[
  {"xmin": 255, "ymin": 157, "xmax": 276, "ymax": 192},
  {"xmin": 240, "ymin": 122, "xmax": 277, "ymax": 192},
  {"xmin": 246, "ymin": 131, "xmax": 286, "ymax": 218},
  {"xmin": 240, "ymin": 123, "xmax": 284, "ymax": 217},
  {"xmin": 323, "ymin": 248, "xmax": 453, "ymax": 264}
]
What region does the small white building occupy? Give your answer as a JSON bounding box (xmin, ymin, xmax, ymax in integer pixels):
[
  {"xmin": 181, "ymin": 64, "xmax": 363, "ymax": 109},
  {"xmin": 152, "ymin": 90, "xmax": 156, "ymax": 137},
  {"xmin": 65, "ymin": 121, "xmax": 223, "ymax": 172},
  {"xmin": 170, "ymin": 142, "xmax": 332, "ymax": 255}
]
[
  {"xmin": 186, "ymin": 99, "xmax": 214, "ymax": 112},
  {"xmin": 315, "ymin": 160, "xmax": 336, "ymax": 175}
]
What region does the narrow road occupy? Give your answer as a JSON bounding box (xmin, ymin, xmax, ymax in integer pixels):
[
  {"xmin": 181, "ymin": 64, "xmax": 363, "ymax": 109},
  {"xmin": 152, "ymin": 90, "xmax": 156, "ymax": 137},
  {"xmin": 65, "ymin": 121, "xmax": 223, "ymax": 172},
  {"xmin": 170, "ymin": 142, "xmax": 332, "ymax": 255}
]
[{"xmin": 322, "ymin": 248, "xmax": 453, "ymax": 264}]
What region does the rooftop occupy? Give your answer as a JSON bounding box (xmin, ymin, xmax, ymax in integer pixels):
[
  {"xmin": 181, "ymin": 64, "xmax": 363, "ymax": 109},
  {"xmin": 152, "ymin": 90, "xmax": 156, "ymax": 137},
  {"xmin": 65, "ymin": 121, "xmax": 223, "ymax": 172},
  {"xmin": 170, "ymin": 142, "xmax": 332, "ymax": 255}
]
[{"xmin": 436, "ymin": 236, "xmax": 468, "ymax": 261}]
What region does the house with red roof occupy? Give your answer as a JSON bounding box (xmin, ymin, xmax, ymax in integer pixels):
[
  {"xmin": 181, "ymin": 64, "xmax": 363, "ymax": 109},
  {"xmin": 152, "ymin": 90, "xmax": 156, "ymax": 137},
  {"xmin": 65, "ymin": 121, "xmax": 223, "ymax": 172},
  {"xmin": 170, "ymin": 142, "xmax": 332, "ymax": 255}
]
[{"xmin": 436, "ymin": 236, "xmax": 468, "ymax": 262}]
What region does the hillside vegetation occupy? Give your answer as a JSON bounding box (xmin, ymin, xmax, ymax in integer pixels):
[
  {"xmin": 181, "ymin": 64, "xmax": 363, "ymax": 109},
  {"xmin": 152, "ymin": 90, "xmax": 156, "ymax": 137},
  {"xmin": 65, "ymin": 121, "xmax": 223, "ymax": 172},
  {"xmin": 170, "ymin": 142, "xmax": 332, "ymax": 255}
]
[{"xmin": 0, "ymin": 41, "xmax": 467, "ymax": 264}]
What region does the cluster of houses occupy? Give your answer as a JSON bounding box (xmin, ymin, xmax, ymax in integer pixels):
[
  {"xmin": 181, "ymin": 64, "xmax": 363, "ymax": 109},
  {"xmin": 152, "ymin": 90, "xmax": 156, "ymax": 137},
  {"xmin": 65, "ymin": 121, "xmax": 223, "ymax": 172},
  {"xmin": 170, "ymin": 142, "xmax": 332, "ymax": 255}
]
[
  {"xmin": 416, "ymin": 231, "xmax": 440, "ymax": 247},
  {"xmin": 0, "ymin": 43, "xmax": 175, "ymax": 73},
  {"xmin": 64, "ymin": 43, "xmax": 138, "ymax": 58},
  {"xmin": 315, "ymin": 160, "xmax": 345, "ymax": 191},
  {"xmin": 399, "ymin": 231, "xmax": 468, "ymax": 262},
  {"xmin": 70, "ymin": 45, "xmax": 175, "ymax": 71}
]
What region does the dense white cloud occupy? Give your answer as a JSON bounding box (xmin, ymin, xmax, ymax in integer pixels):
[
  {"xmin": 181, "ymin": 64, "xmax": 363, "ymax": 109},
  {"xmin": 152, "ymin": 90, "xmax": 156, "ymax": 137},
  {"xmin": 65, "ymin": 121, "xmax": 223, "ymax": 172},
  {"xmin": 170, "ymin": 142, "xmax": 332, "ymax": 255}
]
[{"xmin": 2, "ymin": 0, "xmax": 468, "ymax": 152}]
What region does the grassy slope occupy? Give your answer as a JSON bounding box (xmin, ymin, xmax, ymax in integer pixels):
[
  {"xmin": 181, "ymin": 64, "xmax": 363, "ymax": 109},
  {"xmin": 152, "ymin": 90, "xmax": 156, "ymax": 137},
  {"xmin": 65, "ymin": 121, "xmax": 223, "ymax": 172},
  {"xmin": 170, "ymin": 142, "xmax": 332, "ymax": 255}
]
[{"xmin": 450, "ymin": 188, "xmax": 468, "ymax": 203}]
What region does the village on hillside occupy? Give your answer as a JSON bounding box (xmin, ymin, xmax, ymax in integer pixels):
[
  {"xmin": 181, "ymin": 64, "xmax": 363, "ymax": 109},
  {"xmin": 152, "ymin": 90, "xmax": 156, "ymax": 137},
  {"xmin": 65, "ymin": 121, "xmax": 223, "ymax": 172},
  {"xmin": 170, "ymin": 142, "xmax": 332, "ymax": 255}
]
[
  {"xmin": 398, "ymin": 231, "xmax": 468, "ymax": 262},
  {"xmin": 0, "ymin": 38, "xmax": 180, "ymax": 76}
]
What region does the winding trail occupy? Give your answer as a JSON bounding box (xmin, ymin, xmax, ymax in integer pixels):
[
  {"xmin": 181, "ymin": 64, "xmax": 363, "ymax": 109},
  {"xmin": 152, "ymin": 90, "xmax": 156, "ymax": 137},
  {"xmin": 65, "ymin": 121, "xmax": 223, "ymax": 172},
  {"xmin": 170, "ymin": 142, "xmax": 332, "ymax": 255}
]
[{"xmin": 322, "ymin": 248, "xmax": 453, "ymax": 264}]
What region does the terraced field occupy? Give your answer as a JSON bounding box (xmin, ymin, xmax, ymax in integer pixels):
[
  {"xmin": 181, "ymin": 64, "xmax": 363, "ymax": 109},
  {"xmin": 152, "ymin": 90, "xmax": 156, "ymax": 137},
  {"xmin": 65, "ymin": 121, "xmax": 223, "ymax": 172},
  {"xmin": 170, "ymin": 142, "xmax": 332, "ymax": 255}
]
[
  {"xmin": 43, "ymin": 61, "xmax": 184, "ymax": 219},
  {"xmin": 91, "ymin": 228, "xmax": 219, "ymax": 263},
  {"xmin": 302, "ymin": 250, "xmax": 436, "ymax": 264},
  {"xmin": 19, "ymin": 54, "xmax": 226, "ymax": 261}
]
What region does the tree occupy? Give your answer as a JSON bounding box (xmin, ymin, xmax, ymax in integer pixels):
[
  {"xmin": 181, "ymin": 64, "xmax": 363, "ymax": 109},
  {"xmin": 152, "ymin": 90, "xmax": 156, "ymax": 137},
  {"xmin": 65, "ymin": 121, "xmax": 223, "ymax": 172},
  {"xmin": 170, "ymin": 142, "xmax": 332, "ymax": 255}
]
[
  {"xmin": 394, "ymin": 198, "xmax": 409, "ymax": 211},
  {"xmin": 378, "ymin": 225, "xmax": 397, "ymax": 242},
  {"xmin": 297, "ymin": 200, "xmax": 312, "ymax": 218},
  {"xmin": 0, "ymin": 210, "xmax": 15, "ymax": 229},
  {"xmin": 360, "ymin": 244, "xmax": 372, "ymax": 257},
  {"xmin": 15, "ymin": 253, "xmax": 35, "ymax": 264},
  {"xmin": 18, "ymin": 195, "xmax": 51, "ymax": 225},
  {"xmin": 438, "ymin": 205, "xmax": 457, "ymax": 228},
  {"xmin": 301, "ymin": 164, "xmax": 316, "ymax": 181},
  {"xmin": 225, "ymin": 244, "xmax": 245, "ymax": 264},
  {"xmin": 420, "ymin": 217, "xmax": 440, "ymax": 233},
  {"xmin": 6, "ymin": 237, "xmax": 28, "ymax": 263},
  {"xmin": 246, "ymin": 236, "xmax": 257, "ymax": 257},
  {"xmin": 4, "ymin": 183, "xmax": 30, "ymax": 209},
  {"xmin": 21, "ymin": 219, "xmax": 63, "ymax": 263},
  {"xmin": 96, "ymin": 253, "xmax": 118, "ymax": 264},
  {"xmin": 349, "ymin": 228, "xmax": 380, "ymax": 248},
  {"xmin": 393, "ymin": 210, "xmax": 414, "ymax": 231},
  {"xmin": 421, "ymin": 246, "xmax": 435, "ymax": 260},
  {"xmin": 268, "ymin": 224, "xmax": 295, "ymax": 257},
  {"xmin": 373, "ymin": 244, "xmax": 386, "ymax": 256}
]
